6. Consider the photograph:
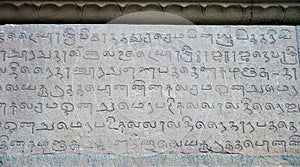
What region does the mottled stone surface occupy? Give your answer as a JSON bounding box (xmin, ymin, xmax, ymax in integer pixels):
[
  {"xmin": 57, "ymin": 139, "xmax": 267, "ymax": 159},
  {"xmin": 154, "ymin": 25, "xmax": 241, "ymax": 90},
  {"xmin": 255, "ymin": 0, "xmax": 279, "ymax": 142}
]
[
  {"xmin": 1, "ymin": 154, "xmax": 300, "ymax": 167},
  {"xmin": 0, "ymin": 25, "xmax": 299, "ymax": 164}
]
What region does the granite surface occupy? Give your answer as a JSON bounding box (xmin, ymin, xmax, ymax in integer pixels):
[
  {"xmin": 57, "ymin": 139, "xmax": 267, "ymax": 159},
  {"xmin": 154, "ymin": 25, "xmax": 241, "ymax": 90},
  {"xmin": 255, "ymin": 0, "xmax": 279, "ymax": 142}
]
[{"xmin": 0, "ymin": 24, "xmax": 299, "ymax": 166}]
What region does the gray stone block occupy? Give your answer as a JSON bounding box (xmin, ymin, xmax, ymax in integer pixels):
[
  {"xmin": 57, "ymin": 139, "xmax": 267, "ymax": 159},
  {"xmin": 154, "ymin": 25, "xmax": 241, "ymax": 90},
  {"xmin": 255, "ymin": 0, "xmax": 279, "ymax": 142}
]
[{"xmin": 0, "ymin": 24, "xmax": 299, "ymax": 166}]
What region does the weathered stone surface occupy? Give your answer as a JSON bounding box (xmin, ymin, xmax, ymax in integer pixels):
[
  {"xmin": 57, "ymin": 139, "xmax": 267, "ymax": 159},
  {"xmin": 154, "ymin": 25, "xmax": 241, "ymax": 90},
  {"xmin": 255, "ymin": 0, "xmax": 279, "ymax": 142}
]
[
  {"xmin": 1, "ymin": 154, "xmax": 300, "ymax": 166},
  {"xmin": 1, "ymin": 2, "xmax": 300, "ymax": 24},
  {"xmin": 0, "ymin": 25, "xmax": 299, "ymax": 157}
]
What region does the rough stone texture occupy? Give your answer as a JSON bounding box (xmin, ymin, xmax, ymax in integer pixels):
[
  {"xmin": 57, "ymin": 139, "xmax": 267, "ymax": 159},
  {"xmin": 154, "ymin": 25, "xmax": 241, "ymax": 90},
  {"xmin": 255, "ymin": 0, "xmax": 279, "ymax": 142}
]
[
  {"xmin": 1, "ymin": 154, "xmax": 300, "ymax": 167},
  {"xmin": 0, "ymin": 24, "xmax": 299, "ymax": 165},
  {"xmin": 0, "ymin": 1, "xmax": 300, "ymax": 24}
]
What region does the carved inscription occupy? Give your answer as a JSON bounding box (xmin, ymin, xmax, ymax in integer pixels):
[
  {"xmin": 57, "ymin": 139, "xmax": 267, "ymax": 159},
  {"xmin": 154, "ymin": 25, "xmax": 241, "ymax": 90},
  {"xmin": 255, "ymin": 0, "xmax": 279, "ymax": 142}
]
[{"xmin": 0, "ymin": 25, "xmax": 299, "ymax": 154}]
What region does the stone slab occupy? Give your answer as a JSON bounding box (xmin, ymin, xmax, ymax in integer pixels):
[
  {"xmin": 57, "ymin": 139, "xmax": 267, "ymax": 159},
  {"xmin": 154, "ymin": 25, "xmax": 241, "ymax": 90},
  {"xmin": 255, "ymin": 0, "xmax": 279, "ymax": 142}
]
[
  {"xmin": 1, "ymin": 154, "xmax": 300, "ymax": 167},
  {"xmin": 0, "ymin": 25, "xmax": 299, "ymax": 158}
]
